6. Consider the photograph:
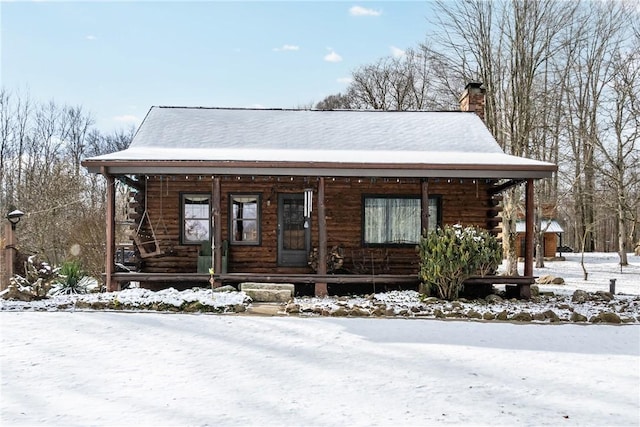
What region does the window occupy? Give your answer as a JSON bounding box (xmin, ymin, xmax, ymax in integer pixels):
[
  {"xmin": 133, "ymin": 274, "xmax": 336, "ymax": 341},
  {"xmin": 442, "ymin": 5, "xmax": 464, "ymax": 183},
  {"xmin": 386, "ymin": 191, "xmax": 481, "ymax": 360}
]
[
  {"xmin": 181, "ymin": 194, "xmax": 211, "ymax": 244},
  {"xmin": 363, "ymin": 195, "xmax": 441, "ymax": 245},
  {"xmin": 230, "ymin": 194, "xmax": 260, "ymax": 245}
]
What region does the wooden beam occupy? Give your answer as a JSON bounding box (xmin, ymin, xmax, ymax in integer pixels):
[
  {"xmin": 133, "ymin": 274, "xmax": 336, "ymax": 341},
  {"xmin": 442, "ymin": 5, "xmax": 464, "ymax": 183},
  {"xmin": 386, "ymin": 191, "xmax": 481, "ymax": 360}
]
[
  {"xmin": 488, "ymin": 179, "xmax": 526, "ymax": 195},
  {"xmin": 105, "ymin": 173, "xmax": 117, "ymax": 292},
  {"xmin": 115, "ymin": 175, "xmax": 143, "ymax": 191},
  {"xmin": 212, "ymin": 176, "xmax": 222, "ymax": 276},
  {"xmin": 315, "ymin": 177, "xmax": 328, "ymax": 296},
  {"xmin": 421, "ymin": 178, "xmax": 429, "ymax": 235},
  {"xmin": 110, "ymin": 272, "xmax": 421, "ymax": 285},
  {"xmin": 522, "ymin": 178, "xmax": 534, "ymax": 298}
]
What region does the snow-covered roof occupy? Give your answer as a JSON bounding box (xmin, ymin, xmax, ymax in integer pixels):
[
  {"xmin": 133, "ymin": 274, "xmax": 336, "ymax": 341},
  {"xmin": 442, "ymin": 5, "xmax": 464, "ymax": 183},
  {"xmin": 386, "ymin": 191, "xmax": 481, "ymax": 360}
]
[
  {"xmin": 83, "ymin": 107, "xmax": 556, "ymax": 178},
  {"xmin": 516, "ymin": 220, "xmax": 564, "ymax": 233}
]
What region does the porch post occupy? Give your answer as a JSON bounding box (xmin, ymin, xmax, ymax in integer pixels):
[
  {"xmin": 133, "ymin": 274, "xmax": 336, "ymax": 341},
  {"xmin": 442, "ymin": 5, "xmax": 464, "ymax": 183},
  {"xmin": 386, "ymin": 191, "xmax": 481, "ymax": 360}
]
[
  {"xmin": 421, "ymin": 178, "xmax": 429, "ymax": 235},
  {"xmin": 315, "ymin": 177, "xmax": 328, "ymax": 296},
  {"xmin": 522, "ymin": 178, "xmax": 534, "ymax": 298},
  {"xmin": 212, "ymin": 176, "xmax": 222, "ymax": 276},
  {"xmin": 104, "ymin": 171, "xmax": 117, "ymax": 292}
]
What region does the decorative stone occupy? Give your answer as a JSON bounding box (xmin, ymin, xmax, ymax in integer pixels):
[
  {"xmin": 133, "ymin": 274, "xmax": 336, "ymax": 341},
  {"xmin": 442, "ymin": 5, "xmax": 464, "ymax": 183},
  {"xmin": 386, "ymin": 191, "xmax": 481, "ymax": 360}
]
[
  {"xmin": 466, "ymin": 309, "xmax": 482, "ymax": 319},
  {"xmin": 595, "ymin": 291, "xmax": 613, "ymax": 302},
  {"xmin": 372, "ymin": 307, "xmax": 385, "ymax": 317},
  {"xmin": 511, "ymin": 312, "xmax": 532, "ymax": 322},
  {"xmin": 543, "ymin": 310, "xmax": 560, "ymax": 322},
  {"xmin": 532, "ymin": 312, "xmax": 546, "ymax": 321},
  {"xmin": 482, "ymin": 312, "xmax": 496, "ymax": 320},
  {"xmin": 350, "ymin": 307, "xmax": 370, "ymax": 317},
  {"xmin": 486, "ymin": 294, "xmax": 503, "ymax": 304},
  {"xmin": 598, "ymin": 312, "xmax": 621, "ymax": 324},
  {"xmin": 1, "ymin": 285, "xmax": 36, "ymax": 302},
  {"xmin": 530, "ymin": 285, "xmax": 539, "ymax": 297},
  {"xmin": 536, "ymin": 275, "xmax": 565, "ymax": 285},
  {"xmin": 572, "ymin": 290, "xmax": 589, "ymax": 303},
  {"xmin": 570, "ymin": 312, "xmax": 588, "ymax": 322},
  {"xmin": 285, "ymin": 303, "xmax": 300, "ymax": 314},
  {"xmin": 332, "ymin": 307, "xmax": 348, "ymax": 317},
  {"xmin": 496, "ymin": 310, "xmax": 509, "ymax": 321},
  {"xmin": 233, "ymin": 304, "xmax": 246, "ymax": 313}
]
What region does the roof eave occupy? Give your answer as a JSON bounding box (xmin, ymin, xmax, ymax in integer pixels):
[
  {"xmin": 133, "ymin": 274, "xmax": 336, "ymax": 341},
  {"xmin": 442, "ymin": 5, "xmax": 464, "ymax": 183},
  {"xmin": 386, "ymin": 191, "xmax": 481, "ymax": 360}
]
[{"xmin": 82, "ymin": 159, "xmax": 557, "ymax": 179}]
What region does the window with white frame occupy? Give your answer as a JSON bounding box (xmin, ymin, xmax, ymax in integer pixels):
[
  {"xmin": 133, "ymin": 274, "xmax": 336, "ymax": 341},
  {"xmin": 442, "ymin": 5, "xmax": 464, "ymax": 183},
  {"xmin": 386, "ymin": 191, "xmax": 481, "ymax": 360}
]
[
  {"xmin": 181, "ymin": 194, "xmax": 211, "ymax": 244},
  {"xmin": 230, "ymin": 194, "xmax": 260, "ymax": 245},
  {"xmin": 363, "ymin": 196, "xmax": 440, "ymax": 245}
]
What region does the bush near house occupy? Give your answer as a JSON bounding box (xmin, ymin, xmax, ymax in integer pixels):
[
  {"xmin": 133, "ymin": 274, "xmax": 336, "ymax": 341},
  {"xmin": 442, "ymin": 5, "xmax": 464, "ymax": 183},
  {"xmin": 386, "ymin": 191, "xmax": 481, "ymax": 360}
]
[{"xmin": 419, "ymin": 225, "xmax": 502, "ymax": 301}]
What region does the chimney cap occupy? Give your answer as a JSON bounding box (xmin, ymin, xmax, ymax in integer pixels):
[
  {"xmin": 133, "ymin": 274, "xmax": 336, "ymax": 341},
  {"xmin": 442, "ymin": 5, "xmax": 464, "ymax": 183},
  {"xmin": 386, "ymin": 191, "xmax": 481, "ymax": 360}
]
[{"xmin": 465, "ymin": 82, "xmax": 484, "ymax": 90}]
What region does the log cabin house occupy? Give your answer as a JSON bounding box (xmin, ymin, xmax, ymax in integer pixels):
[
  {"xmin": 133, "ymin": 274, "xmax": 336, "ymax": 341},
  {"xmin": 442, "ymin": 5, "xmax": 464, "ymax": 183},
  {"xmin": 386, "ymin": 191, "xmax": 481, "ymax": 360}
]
[{"xmin": 82, "ymin": 83, "xmax": 557, "ymax": 298}]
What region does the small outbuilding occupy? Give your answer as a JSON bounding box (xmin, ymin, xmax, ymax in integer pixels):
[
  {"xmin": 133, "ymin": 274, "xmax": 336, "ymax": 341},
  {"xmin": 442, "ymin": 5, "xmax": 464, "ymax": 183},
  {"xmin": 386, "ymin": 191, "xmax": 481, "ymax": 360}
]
[
  {"xmin": 516, "ymin": 220, "xmax": 565, "ymax": 259},
  {"xmin": 82, "ymin": 83, "xmax": 557, "ymax": 297}
]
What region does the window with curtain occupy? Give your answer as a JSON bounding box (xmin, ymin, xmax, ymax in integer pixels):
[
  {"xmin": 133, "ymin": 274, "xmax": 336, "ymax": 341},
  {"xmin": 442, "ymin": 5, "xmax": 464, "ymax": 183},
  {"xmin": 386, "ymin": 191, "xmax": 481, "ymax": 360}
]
[
  {"xmin": 363, "ymin": 196, "xmax": 440, "ymax": 245},
  {"xmin": 181, "ymin": 194, "xmax": 211, "ymax": 244},
  {"xmin": 230, "ymin": 194, "xmax": 260, "ymax": 245}
]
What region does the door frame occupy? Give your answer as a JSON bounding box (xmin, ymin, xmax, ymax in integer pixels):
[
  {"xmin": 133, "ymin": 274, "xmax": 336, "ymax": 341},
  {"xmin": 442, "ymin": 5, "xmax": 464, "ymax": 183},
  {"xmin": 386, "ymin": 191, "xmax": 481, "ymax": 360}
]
[{"xmin": 277, "ymin": 193, "xmax": 311, "ymax": 267}]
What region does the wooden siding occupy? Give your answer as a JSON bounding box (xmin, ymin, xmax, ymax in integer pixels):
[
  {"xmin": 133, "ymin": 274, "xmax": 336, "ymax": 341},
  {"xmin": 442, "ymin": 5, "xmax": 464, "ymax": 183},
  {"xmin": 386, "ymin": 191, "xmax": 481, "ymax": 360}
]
[{"xmin": 128, "ymin": 176, "xmax": 500, "ymax": 275}]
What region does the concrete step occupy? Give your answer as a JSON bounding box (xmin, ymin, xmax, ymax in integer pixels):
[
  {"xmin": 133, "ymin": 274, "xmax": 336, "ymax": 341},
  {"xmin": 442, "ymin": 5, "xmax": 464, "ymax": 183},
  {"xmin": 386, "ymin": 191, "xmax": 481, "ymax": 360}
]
[
  {"xmin": 239, "ymin": 282, "xmax": 295, "ymax": 292},
  {"xmin": 239, "ymin": 282, "xmax": 294, "ymax": 303}
]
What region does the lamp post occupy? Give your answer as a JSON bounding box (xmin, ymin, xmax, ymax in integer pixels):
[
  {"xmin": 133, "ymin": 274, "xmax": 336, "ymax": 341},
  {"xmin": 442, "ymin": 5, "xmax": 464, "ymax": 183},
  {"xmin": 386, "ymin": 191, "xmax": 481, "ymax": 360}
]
[{"xmin": 3, "ymin": 209, "xmax": 24, "ymax": 290}]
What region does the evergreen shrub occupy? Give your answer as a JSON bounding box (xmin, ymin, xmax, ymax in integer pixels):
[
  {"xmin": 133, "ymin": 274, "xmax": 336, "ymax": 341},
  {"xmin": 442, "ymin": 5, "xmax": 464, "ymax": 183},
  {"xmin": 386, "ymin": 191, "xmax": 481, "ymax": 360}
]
[{"xmin": 418, "ymin": 224, "xmax": 502, "ymax": 300}]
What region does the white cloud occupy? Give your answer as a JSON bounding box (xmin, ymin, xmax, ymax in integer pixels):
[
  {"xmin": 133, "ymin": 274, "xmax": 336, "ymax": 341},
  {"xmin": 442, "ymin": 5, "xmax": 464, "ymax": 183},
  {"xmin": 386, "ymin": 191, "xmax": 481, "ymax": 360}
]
[
  {"xmin": 337, "ymin": 77, "xmax": 353, "ymax": 84},
  {"xmin": 390, "ymin": 46, "xmax": 405, "ymax": 58},
  {"xmin": 85, "ymin": 35, "xmax": 97, "ymax": 41},
  {"xmin": 113, "ymin": 114, "xmax": 140, "ymax": 124},
  {"xmin": 273, "ymin": 44, "xmax": 300, "ymax": 52},
  {"xmin": 324, "ymin": 50, "xmax": 343, "ymax": 63},
  {"xmin": 349, "ymin": 5, "xmax": 382, "ymax": 16}
]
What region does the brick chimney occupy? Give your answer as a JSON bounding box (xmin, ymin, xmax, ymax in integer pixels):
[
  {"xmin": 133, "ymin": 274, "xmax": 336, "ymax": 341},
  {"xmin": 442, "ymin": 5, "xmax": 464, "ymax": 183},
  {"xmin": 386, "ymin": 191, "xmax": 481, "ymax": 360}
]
[{"xmin": 459, "ymin": 82, "xmax": 485, "ymax": 121}]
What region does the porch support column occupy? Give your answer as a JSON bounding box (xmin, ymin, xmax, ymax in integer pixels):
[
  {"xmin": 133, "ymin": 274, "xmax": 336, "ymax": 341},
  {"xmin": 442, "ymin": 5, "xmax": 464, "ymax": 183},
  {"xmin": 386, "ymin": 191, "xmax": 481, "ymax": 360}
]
[
  {"xmin": 104, "ymin": 171, "xmax": 117, "ymax": 292},
  {"xmin": 212, "ymin": 176, "xmax": 222, "ymax": 277},
  {"xmin": 315, "ymin": 177, "xmax": 328, "ymax": 297},
  {"xmin": 521, "ymin": 178, "xmax": 534, "ymax": 299},
  {"xmin": 421, "ymin": 178, "xmax": 430, "ymax": 235}
]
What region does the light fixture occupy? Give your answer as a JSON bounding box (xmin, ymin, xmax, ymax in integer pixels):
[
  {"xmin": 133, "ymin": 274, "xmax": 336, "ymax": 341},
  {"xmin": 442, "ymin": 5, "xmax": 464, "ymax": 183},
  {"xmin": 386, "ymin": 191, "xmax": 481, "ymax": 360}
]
[{"xmin": 7, "ymin": 209, "xmax": 24, "ymax": 230}]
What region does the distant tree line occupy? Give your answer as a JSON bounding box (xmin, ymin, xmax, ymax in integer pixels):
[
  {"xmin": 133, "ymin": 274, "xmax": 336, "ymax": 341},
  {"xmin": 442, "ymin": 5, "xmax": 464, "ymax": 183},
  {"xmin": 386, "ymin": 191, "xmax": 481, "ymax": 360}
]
[
  {"xmin": 317, "ymin": 0, "xmax": 640, "ymax": 268},
  {"xmin": 0, "ymin": 88, "xmax": 134, "ymax": 278}
]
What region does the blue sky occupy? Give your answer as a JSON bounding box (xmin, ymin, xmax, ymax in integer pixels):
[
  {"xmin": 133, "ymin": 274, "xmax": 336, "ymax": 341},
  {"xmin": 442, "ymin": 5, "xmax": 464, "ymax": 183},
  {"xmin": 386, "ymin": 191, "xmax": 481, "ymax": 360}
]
[{"xmin": 2, "ymin": 1, "xmax": 435, "ymax": 133}]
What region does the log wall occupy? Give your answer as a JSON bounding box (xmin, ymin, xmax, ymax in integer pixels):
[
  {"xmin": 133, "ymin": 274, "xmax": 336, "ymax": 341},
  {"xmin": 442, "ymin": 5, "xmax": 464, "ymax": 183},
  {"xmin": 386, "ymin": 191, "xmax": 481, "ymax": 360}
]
[{"xmin": 128, "ymin": 175, "xmax": 500, "ymax": 275}]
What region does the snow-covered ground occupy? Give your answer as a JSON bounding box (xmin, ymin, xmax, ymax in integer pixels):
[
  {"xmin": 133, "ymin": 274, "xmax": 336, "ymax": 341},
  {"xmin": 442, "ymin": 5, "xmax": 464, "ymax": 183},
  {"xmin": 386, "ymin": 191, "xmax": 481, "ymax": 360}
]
[
  {"xmin": 1, "ymin": 253, "xmax": 639, "ymax": 426},
  {"xmin": 1, "ymin": 313, "xmax": 638, "ymax": 426},
  {"xmin": 526, "ymin": 252, "xmax": 639, "ymax": 296}
]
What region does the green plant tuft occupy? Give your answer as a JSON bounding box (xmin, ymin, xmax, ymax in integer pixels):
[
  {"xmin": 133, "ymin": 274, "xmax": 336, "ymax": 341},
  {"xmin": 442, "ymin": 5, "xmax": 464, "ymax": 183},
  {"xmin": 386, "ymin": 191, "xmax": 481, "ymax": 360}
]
[{"xmin": 50, "ymin": 260, "xmax": 98, "ymax": 295}]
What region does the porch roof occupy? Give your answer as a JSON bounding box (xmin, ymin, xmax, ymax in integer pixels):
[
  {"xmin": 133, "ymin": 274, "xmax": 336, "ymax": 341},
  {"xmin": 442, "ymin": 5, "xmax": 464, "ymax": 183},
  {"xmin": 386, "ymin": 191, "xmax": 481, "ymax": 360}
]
[{"xmin": 83, "ymin": 107, "xmax": 557, "ymax": 179}]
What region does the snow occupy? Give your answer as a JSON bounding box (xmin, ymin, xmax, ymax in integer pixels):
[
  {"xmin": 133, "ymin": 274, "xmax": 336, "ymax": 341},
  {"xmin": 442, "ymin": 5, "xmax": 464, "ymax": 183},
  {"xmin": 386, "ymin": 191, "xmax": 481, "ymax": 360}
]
[
  {"xmin": 84, "ymin": 107, "xmax": 555, "ymax": 178},
  {"xmin": 1, "ymin": 253, "xmax": 639, "ymax": 426}
]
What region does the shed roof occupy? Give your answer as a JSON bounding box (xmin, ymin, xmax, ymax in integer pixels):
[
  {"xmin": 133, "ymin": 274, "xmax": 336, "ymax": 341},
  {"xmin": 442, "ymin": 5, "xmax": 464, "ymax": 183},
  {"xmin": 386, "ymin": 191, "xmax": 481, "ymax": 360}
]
[
  {"xmin": 83, "ymin": 107, "xmax": 557, "ymax": 178},
  {"xmin": 516, "ymin": 220, "xmax": 564, "ymax": 233}
]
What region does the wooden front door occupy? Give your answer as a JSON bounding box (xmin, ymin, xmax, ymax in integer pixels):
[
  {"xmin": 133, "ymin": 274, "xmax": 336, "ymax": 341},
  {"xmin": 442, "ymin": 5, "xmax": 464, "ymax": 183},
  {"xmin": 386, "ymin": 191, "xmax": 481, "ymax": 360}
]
[{"xmin": 277, "ymin": 193, "xmax": 311, "ymax": 267}]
